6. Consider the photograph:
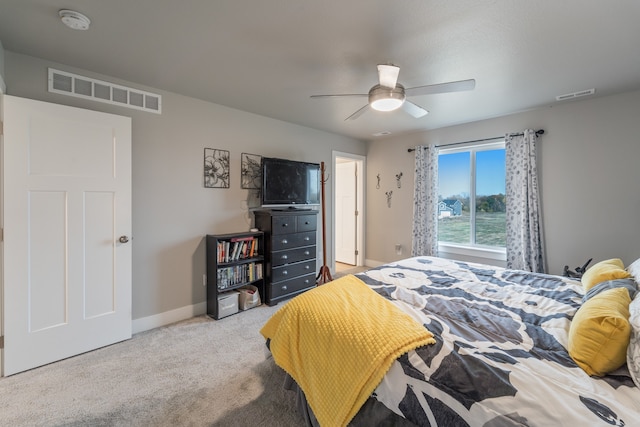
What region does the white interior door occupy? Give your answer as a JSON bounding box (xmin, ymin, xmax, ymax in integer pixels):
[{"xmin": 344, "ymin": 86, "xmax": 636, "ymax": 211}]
[
  {"xmin": 335, "ymin": 161, "xmax": 357, "ymax": 265},
  {"xmin": 2, "ymin": 95, "xmax": 132, "ymax": 376}
]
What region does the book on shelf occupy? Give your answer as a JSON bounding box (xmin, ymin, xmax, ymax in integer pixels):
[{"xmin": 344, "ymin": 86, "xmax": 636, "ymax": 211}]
[
  {"xmin": 216, "ymin": 236, "xmax": 261, "ymax": 263},
  {"xmin": 216, "ymin": 262, "xmax": 263, "ymax": 290},
  {"xmin": 249, "ymin": 238, "xmax": 256, "ymax": 257},
  {"xmin": 231, "ymin": 241, "xmax": 240, "ymax": 261}
]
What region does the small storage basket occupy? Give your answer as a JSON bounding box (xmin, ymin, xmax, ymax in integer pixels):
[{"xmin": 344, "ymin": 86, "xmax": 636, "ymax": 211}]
[{"xmin": 238, "ymin": 285, "xmax": 261, "ymax": 310}]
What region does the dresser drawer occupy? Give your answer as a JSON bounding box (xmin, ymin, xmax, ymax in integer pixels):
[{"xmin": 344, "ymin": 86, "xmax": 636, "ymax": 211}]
[
  {"xmin": 270, "ymin": 213, "xmax": 317, "ymax": 234},
  {"xmin": 272, "ymin": 245, "xmax": 315, "ymax": 267},
  {"xmin": 270, "ymin": 273, "xmax": 316, "ymax": 299},
  {"xmin": 271, "ymin": 231, "xmax": 316, "ymax": 251},
  {"xmin": 297, "ymin": 215, "xmax": 317, "ymax": 232},
  {"xmin": 271, "ymin": 216, "xmax": 296, "ymax": 235},
  {"xmin": 272, "ymin": 259, "xmax": 316, "ymax": 282}
]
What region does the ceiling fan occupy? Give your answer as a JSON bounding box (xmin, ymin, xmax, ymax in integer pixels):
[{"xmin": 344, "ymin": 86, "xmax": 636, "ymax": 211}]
[{"xmin": 310, "ymin": 64, "xmax": 475, "ymax": 121}]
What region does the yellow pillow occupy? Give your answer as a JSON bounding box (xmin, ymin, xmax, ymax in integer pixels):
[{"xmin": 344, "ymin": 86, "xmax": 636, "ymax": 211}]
[
  {"xmin": 568, "ymin": 287, "xmax": 632, "ymax": 376},
  {"xmin": 581, "ymin": 258, "xmax": 631, "ymax": 291}
]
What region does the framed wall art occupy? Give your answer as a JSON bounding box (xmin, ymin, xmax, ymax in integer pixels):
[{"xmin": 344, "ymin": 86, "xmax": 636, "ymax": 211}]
[
  {"xmin": 241, "ymin": 153, "xmax": 262, "ymax": 189},
  {"xmin": 204, "ymin": 148, "xmax": 230, "ymax": 188}
]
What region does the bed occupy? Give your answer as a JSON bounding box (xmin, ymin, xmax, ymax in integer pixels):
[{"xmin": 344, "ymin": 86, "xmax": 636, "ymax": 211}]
[{"xmin": 261, "ymin": 256, "xmax": 640, "ymax": 426}]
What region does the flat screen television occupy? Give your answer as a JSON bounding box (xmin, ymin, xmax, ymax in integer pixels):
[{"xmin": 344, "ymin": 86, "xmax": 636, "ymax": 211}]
[{"xmin": 261, "ymin": 157, "xmax": 321, "ymax": 207}]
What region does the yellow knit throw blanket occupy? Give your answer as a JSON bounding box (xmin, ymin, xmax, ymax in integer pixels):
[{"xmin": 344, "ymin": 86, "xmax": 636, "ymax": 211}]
[{"xmin": 260, "ymin": 274, "xmax": 435, "ymax": 426}]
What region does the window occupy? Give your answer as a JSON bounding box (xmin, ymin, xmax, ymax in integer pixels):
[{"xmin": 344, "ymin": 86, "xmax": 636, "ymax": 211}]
[{"xmin": 437, "ymin": 141, "xmax": 506, "ymax": 256}]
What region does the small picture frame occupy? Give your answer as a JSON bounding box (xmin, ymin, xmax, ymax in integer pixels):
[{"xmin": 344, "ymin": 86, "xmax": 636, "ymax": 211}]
[
  {"xmin": 204, "ymin": 148, "xmax": 230, "ymax": 188},
  {"xmin": 241, "ymin": 153, "xmax": 262, "ymax": 190}
]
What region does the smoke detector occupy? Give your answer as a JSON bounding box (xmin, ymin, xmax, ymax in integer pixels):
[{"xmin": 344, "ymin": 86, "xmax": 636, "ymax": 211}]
[{"xmin": 59, "ymin": 9, "xmax": 91, "ymax": 30}]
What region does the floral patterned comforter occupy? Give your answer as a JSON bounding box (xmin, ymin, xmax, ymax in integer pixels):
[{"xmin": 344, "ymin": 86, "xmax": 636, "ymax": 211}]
[{"xmin": 350, "ymin": 257, "xmax": 640, "ymax": 426}]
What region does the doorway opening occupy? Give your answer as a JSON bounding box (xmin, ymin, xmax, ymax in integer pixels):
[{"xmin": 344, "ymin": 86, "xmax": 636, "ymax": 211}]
[{"xmin": 332, "ymin": 151, "xmax": 365, "ymax": 271}]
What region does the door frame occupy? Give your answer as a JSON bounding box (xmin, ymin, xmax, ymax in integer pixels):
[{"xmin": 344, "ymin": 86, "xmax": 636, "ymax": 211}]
[
  {"xmin": 332, "ymin": 151, "xmax": 365, "ymax": 270},
  {"xmin": 0, "ymin": 87, "xmax": 4, "ymax": 374}
]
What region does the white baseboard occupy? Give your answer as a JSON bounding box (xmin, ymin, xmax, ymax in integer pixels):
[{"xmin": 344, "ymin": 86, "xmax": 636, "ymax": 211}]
[{"xmin": 132, "ymin": 302, "xmax": 207, "ymax": 334}]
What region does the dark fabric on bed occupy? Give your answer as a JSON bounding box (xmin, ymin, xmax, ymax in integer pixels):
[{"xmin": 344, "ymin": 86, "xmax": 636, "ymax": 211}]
[
  {"xmin": 581, "ymin": 278, "xmax": 637, "ymax": 303},
  {"xmin": 283, "ymin": 371, "xmax": 417, "ymax": 427}
]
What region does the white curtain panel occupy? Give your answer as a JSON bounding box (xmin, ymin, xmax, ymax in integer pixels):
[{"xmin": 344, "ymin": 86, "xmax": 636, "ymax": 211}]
[
  {"xmin": 412, "ymin": 144, "xmax": 439, "ymax": 256},
  {"xmin": 505, "ymin": 129, "xmax": 546, "ymax": 272}
]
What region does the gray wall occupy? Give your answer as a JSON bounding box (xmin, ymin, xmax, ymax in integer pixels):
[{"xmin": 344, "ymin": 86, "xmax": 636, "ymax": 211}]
[
  {"xmin": 4, "ymin": 51, "xmax": 366, "ymax": 323},
  {"xmin": 0, "ymin": 40, "xmax": 5, "ymax": 91},
  {"xmin": 366, "ymin": 89, "xmax": 640, "ymax": 275}
]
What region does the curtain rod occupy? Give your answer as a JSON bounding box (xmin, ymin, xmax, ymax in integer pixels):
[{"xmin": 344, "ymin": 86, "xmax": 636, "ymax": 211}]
[{"xmin": 407, "ymin": 129, "xmax": 545, "ymax": 152}]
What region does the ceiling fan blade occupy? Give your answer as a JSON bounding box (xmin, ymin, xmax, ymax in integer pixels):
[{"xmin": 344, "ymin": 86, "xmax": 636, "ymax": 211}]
[
  {"xmin": 405, "ymin": 79, "xmax": 476, "ymax": 97},
  {"xmin": 402, "ymin": 101, "xmax": 429, "ymax": 118},
  {"xmin": 345, "ymin": 104, "xmax": 370, "ymax": 121},
  {"xmin": 377, "ymin": 64, "xmax": 400, "ymax": 89},
  {"xmin": 310, "ymin": 93, "xmax": 368, "ymax": 99}
]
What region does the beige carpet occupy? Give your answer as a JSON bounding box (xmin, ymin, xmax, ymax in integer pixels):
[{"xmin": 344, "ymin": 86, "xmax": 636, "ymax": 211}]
[{"xmin": 0, "ymin": 304, "xmax": 302, "ymax": 426}]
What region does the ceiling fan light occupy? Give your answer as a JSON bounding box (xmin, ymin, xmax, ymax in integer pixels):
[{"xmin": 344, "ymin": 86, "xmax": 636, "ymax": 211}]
[
  {"xmin": 371, "ymin": 97, "xmax": 403, "ymax": 111},
  {"xmin": 369, "ymin": 84, "xmax": 405, "ymax": 112}
]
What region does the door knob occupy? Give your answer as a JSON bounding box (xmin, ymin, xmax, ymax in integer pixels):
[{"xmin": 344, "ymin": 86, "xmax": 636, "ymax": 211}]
[{"xmin": 119, "ymin": 235, "xmax": 130, "ymax": 243}]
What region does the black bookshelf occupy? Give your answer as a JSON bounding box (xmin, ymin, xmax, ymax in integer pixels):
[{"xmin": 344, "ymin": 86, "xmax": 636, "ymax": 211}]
[{"xmin": 205, "ymin": 231, "xmax": 265, "ymax": 319}]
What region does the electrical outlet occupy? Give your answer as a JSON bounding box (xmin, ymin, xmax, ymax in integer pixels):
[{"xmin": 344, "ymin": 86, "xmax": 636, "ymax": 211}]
[
  {"xmin": 203, "ymin": 274, "xmax": 207, "ymax": 286},
  {"xmin": 395, "ymin": 244, "xmax": 402, "ymax": 255}
]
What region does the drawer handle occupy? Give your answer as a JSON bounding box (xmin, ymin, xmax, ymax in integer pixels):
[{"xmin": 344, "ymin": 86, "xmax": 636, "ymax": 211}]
[
  {"xmin": 281, "ymin": 285, "xmax": 288, "ymax": 291},
  {"xmin": 304, "ymin": 221, "xmax": 309, "ymax": 225},
  {"xmin": 281, "ymin": 254, "xmax": 288, "ymax": 260},
  {"xmin": 281, "ymin": 223, "xmax": 289, "ymax": 228},
  {"xmin": 304, "ymin": 265, "xmax": 310, "ymax": 270},
  {"xmin": 304, "ymin": 279, "xmax": 309, "ymax": 284},
  {"xmin": 304, "ymin": 236, "xmax": 310, "ymax": 241},
  {"xmin": 281, "ymin": 239, "xmax": 288, "ymax": 244},
  {"xmin": 304, "ymin": 251, "xmax": 310, "ymax": 255},
  {"xmin": 282, "ymin": 270, "xmax": 288, "ymax": 275}
]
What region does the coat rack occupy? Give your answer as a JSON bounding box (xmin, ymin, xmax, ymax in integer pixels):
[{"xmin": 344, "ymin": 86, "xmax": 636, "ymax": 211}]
[{"xmin": 316, "ymin": 161, "xmax": 333, "ymax": 285}]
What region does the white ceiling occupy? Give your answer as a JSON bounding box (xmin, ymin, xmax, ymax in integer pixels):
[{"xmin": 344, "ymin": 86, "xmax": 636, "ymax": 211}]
[{"xmin": 1, "ymin": 1, "xmax": 639, "ymax": 141}]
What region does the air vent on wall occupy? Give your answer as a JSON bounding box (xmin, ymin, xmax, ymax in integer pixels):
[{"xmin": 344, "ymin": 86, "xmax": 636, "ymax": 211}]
[
  {"xmin": 555, "ymin": 88, "xmax": 595, "ymax": 101},
  {"xmin": 48, "ymin": 68, "xmax": 162, "ymax": 114}
]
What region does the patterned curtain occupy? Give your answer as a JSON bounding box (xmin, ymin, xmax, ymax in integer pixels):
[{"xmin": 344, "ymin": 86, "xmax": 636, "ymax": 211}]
[
  {"xmin": 505, "ymin": 129, "xmax": 546, "ymax": 272},
  {"xmin": 412, "ymin": 144, "xmax": 439, "ymax": 256}
]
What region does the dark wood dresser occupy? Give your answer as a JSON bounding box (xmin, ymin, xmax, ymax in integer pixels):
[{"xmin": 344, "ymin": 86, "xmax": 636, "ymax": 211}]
[{"xmin": 254, "ymin": 209, "xmax": 318, "ymax": 305}]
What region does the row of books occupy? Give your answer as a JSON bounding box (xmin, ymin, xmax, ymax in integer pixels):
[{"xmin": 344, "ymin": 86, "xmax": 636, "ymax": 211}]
[
  {"xmin": 217, "ymin": 262, "xmax": 264, "ymax": 290},
  {"xmin": 216, "ymin": 236, "xmax": 259, "ymax": 263}
]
